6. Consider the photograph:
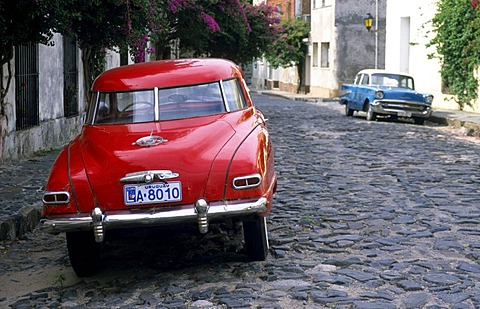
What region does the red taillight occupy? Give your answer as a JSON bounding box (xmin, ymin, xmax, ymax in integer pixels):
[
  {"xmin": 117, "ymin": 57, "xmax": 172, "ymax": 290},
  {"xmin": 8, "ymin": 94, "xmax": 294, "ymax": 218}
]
[
  {"xmin": 42, "ymin": 192, "xmax": 71, "ymax": 204},
  {"xmin": 233, "ymin": 174, "xmax": 262, "ymax": 190}
]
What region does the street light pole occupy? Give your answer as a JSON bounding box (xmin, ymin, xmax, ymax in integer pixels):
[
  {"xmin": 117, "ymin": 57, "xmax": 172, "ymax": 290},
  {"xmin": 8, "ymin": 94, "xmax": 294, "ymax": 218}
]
[
  {"xmin": 374, "ymin": 0, "xmax": 378, "ymax": 69},
  {"xmin": 364, "ymin": 0, "xmax": 379, "ymax": 69}
]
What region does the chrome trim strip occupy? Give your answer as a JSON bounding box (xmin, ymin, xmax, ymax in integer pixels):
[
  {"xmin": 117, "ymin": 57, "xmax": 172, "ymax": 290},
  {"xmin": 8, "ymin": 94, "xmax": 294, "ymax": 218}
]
[
  {"xmin": 120, "ymin": 170, "xmax": 180, "ymax": 183},
  {"xmin": 154, "ymin": 86, "xmax": 159, "ymax": 120},
  {"xmin": 219, "ymin": 79, "xmax": 230, "ymax": 112},
  {"xmin": 40, "ymin": 197, "xmax": 268, "ymax": 234},
  {"xmin": 375, "ymin": 99, "xmax": 431, "ymax": 106}
]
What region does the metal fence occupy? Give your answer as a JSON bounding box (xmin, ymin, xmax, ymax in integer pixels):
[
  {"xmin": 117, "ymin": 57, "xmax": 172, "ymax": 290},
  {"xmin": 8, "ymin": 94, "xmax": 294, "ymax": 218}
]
[{"xmin": 15, "ymin": 43, "xmax": 39, "ymax": 130}]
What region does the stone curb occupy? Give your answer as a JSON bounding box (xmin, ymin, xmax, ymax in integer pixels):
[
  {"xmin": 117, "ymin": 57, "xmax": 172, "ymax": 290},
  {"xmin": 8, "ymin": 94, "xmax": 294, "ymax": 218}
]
[
  {"xmin": 1, "ymin": 205, "xmax": 41, "ymax": 241},
  {"xmin": 429, "ymin": 114, "xmax": 480, "ymax": 136}
]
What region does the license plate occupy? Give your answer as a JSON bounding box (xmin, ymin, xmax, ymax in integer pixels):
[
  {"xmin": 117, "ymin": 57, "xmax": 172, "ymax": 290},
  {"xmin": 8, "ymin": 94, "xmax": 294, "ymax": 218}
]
[
  {"xmin": 124, "ymin": 182, "xmax": 182, "ymax": 206},
  {"xmin": 398, "ymin": 111, "xmax": 412, "ymax": 117}
]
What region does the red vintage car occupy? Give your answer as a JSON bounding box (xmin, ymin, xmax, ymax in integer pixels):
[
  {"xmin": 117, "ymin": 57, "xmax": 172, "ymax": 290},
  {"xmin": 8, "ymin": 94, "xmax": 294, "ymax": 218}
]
[{"xmin": 41, "ymin": 58, "xmax": 277, "ymax": 277}]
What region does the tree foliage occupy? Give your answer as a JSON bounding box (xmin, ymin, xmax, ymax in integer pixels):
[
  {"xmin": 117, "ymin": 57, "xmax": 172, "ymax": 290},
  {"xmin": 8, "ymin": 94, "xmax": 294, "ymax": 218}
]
[
  {"xmin": 54, "ymin": 0, "xmax": 281, "ymax": 95},
  {"xmin": 1, "ymin": 0, "xmax": 282, "ymax": 106},
  {"xmin": 264, "ymin": 18, "xmax": 310, "ymax": 93},
  {"xmin": 264, "ymin": 18, "xmax": 310, "ymax": 69},
  {"xmin": 149, "ymin": 0, "xmax": 280, "ymax": 65},
  {"xmin": 0, "ymin": 0, "xmax": 57, "ymax": 107},
  {"xmin": 428, "ymin": 0, "xmax": 480, "ymax": 108},
  {"xmin": 54, "ymin": 0, "xmax": 158, "ymax": 99}
]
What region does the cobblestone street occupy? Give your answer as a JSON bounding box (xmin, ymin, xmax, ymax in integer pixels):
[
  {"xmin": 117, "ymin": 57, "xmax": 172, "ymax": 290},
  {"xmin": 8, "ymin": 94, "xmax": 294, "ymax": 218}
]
[{"xmin": 1, "ymin": 93, "xmax": 480, "ymax": 308}]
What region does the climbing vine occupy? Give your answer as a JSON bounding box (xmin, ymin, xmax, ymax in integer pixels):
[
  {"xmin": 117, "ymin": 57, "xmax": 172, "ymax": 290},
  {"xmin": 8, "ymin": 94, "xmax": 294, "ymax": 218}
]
[{"xmin": 428, "ymin": 0, "xmax": 480, "ymax": 109}]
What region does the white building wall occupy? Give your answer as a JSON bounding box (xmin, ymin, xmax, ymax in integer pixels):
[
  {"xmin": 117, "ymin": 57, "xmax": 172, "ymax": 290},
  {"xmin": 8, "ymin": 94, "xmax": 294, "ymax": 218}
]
[
  {"xmin": 39, "ymin": 34, "xmax": 65, "ymax": 122},
  {"xmin": 309, "ymin": 3, "xmax": 336, "ymax": 97},
  {"xmin": 385, "ymin": 0, "xmax": 474, "ymax": 111},
  {"xmin": 252, "ymin": 58, "xmax": 268, "ymax": 90}
]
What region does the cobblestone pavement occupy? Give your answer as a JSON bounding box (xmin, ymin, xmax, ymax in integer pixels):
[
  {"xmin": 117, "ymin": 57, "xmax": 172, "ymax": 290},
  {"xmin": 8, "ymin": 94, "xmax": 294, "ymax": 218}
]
[{"xmin": 1, "ymin": 93, "xmax": 480, "ymax": 308}]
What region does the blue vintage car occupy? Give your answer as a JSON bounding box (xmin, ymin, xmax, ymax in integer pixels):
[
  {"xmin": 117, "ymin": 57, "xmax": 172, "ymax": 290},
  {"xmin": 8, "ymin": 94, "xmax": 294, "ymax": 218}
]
[{"xmin": 340, "ymin": 69, "xmax": 433, "ymax": 125}]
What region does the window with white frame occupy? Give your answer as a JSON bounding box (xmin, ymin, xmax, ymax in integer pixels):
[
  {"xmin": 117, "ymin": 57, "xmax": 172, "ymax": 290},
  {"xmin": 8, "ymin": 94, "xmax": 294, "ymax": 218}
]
[
  {"xmin": 320, "ymin": 42, "xmax": 330, "ymax": 68},
  {"xmin": 312, "ymin": 43, "xmax": 319, "ymax": 67}
]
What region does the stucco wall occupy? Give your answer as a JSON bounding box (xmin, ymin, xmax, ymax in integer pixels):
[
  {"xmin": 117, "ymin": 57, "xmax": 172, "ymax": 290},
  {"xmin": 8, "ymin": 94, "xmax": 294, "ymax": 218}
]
[
  {"xmin": 335, "ymin": 0, "xmax": 386, "ymax": 84},
  {"xmin": 309, "ymin": 4, "xmax": 337, "ymax": 97}
]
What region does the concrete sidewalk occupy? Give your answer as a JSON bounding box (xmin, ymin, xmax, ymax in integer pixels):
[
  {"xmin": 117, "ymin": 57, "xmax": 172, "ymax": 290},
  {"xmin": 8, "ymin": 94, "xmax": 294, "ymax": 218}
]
[{"xmin": 1, "ymin": 90, "xmax": 480, "ymax": 241}]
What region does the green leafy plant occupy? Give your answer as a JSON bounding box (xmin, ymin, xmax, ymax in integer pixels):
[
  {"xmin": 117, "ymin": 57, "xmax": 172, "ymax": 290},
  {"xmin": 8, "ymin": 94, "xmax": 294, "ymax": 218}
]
[
  {"xmin": 264, "ymin": 18, "xmax": 310, "ymax": 93},
  {"xmin": 55, "ymin": 0, "xmax": 281, "ymax": 97},
  {"xmin": 428, "ymin": 0, "xmax": 480, "ymax": 109},
  {"xmin": 54, "ymin": 273, "xmax": 66, "ymax": 288}
]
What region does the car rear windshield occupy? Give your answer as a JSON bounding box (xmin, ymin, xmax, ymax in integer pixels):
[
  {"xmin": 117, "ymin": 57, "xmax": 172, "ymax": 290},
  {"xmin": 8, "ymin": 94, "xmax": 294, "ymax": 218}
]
[{"xmin": 87, "ymin": 79, "xmax": 247, "ymax": 125}]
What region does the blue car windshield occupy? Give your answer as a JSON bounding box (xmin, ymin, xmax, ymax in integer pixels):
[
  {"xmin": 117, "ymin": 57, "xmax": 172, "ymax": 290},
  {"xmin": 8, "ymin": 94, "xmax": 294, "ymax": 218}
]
[{"xmin": 371, "ymin": 74, "xmax": 414, "ymax": 90}]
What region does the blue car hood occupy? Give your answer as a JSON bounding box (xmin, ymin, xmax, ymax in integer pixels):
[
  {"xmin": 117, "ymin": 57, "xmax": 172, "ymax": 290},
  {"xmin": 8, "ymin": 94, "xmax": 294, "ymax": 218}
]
[{"xmin": 377, "ymin": 86, "xmax": 426, "ymax": 102}]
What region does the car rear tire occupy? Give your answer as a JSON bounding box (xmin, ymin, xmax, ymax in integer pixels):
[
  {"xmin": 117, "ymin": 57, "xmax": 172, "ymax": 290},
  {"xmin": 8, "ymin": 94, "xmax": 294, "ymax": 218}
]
[
  {"xmin": 365, "ymin": 102, "xmax": 377, "ymax": 121},
  {"xmin": 413, "ymin": 117, "xmax": 425, "ymax": 125},
  {"xmin": 345, "ymin": 104, "xmax": 354, "ymax": 117},
  {"xmin": 66, "ymin": 231, "xmax": 101, "ymax": 277},
  {"xmin": 243, "ymin": 216, "xmax": 269, "ymax": 261}
]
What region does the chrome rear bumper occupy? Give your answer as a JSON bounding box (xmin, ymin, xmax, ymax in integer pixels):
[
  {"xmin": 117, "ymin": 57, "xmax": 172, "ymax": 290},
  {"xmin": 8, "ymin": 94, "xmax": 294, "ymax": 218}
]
[{"xmin": 41, "ymin": 197, "xmax": 268, "ymax": 242}]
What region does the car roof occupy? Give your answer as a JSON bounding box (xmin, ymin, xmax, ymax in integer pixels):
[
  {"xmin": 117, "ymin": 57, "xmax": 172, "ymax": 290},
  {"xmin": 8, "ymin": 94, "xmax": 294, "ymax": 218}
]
[
  {"xmin": 357, "ymin": 69, "xmax": 413, "ymax": 78},
  {"xmin": 92, "ymin": 58, "xmax": 243, "ymax": 91}
]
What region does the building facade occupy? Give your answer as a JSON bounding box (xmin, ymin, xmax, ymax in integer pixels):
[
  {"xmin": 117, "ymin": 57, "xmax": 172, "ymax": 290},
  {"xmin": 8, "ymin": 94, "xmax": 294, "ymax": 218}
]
[
  {"xmin": 385, "ymin": 0, "xmax": 479, "ymax": 112},
  {"xmin": 251, "ymin": 0, "xmax": 312, "ymax": 94},
  {"xmin": 252, "ymin": 0, "xmax": 387, "ymax": 97},
  {"xmin": 255, "ymin": 0, "xmax": 480, "ymax": 112},
  {"xmin": 0, "ymin": 34, "xmax": 121, "ymax": 161},
  {"xmin": 308, "ymin": 0, "xmax": 387, "ymax": 97}
]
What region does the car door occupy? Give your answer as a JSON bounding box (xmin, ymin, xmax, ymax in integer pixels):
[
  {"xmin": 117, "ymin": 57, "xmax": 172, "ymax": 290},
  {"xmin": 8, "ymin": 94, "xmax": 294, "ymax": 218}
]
[{"xmin": 352, "ymin": 73, "xmax": 369, "ymax": 111}]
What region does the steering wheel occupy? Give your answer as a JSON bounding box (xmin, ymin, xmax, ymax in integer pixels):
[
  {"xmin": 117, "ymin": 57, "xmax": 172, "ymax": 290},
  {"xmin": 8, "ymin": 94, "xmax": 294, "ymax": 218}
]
[{"xmin": 120, "ymin": 102, "xmax": 154, "ymax": 115}]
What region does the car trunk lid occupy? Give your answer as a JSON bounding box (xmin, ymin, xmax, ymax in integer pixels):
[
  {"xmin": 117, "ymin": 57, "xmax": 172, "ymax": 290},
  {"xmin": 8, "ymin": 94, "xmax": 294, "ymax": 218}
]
[{"xmin": 77, "ymin": 115, "xmax": 235, "ymax": 212}]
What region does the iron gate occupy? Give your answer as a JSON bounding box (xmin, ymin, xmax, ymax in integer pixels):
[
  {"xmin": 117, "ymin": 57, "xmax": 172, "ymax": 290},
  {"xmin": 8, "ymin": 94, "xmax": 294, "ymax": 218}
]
[
  {"xmin": 63, "ymin": 37, "xmax": 78, "ymax": 117},
  {"xmin": 15, "ymin": 43, "xmax": 39, "ymax": 130}
]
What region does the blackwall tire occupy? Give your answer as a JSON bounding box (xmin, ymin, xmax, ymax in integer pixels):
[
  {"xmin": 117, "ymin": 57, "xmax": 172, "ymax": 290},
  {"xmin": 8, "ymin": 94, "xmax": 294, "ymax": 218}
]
[
  {"xmin": 345, "ymin": 104, "xmax": 354, "ymax": 117},
  {"xmin": 66, "ymin": 231, "xmax": 101, "ymax": 277},
  {"xmin": 243, "ymin": 216, "xmax": 269, "ymax": 261},
  {"xmin": 413, "ymin": 117, "xmax": 425, "ymax": 125}
]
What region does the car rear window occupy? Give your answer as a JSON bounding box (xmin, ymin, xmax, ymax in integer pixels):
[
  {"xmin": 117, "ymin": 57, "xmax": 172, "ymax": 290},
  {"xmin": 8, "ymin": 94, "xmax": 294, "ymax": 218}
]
[
  {"xmin": 94, "ymin": 90, "xmax": 155, "ymax": 124},
  {"xmin": 158, "ymin": 82, "xmax": 225, "ymax": 121},
  {"xmin": 87, "ymin": 79, "xmax": 247, "ymax": 124}
]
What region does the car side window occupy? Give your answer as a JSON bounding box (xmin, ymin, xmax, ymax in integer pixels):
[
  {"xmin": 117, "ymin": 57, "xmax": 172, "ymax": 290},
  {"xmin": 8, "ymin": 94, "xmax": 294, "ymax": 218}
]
[
  {"xmin": 222, "ymin": 78, "xmax": 247, "ymax": 111},
  {"xmin": 360, "ymin": 74, "xmax": 369, "ymax": 85},
  {"xmin": 399, "ymin": 76, "xmax": 414, "ymax": 89},
  {"xmin": 353, "ymin": 74, "xmax": 361, "ymax": 85}
]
